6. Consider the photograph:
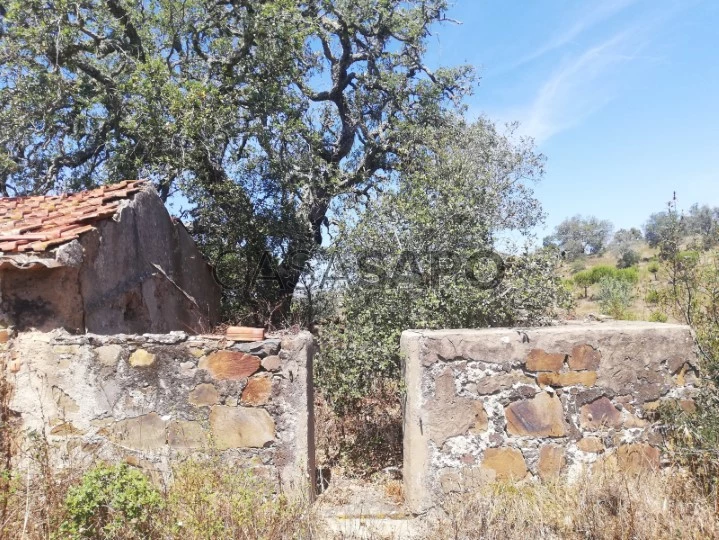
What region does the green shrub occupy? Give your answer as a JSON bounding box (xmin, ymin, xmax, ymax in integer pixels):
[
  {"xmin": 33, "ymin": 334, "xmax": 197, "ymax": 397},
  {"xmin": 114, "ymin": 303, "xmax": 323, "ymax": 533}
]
[
  {"xmin": 597, "ymin": 276, "xmax": 634, "ymax": 319},
  {"xmin": 645, "ymin": 289, "xmax": 660, "ymax": 304},
  {"xmin": 57, "ymin": 463, "xmax": 162, "ymax": 539},
  {"xmin": 617, "ymin": 249, "xmax": 640, "ymax": 269},
  {"xmin": 647, "ymin": 260, "xmax": 660, "ymax": 278},
  {"xmin": 589, "ymin": 265, "xmax": 617, "ymax": 282},
  {"xmin": 648, "ymin": 311, "xmax": 668, "ymax": 323}
]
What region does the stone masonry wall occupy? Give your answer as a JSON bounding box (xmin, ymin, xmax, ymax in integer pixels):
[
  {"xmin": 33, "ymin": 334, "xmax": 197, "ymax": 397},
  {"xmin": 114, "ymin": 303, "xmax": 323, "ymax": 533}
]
[
  {"xmin": 3, "ymin": 329, "xmax": 315, "ymax": 501},
  {"xmin": 401, "ymin": 322, "xmax": 699, "ymax": 514}
]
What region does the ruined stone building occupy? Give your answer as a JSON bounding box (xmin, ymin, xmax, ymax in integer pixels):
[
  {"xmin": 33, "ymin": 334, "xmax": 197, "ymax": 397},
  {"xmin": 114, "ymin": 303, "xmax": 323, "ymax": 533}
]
[{"xmin": 0, "ymin": 180, "xmax": 220, "ymax": 333}]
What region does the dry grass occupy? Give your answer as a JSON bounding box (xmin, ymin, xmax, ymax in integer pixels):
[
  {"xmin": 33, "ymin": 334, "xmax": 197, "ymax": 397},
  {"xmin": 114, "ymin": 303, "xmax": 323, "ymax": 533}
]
[
  {"xmin": 432, "ymin": 463, "xmax": 719, "ymax": 540},
  {"xmin": 315, "ymin": 381, "xmax": 403, "ymax": 480}
]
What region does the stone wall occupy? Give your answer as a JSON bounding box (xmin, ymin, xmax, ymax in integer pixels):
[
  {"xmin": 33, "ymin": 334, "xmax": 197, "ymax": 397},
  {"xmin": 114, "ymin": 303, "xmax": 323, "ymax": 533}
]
[
  {"xmin": 3, "ymin": 330, "xmax": 315, "ymax": 501},
  {"xmin": 401, "ymin": 322, "xmax": 699, "ymax": 514}
]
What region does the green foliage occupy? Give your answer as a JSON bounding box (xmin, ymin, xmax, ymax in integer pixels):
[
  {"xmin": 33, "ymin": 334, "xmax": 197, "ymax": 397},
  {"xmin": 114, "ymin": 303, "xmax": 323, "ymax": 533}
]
[
  {"xmin": 645, "ymin": 289, "xmax": 661, "ymax": 304},
  {"xmin": 573, "ymin": 270, "xmax": 594, "ymax": 298},
  {"xmin": 648, "ymin": 311, "xmax": 668, "ymax": 323},
  {"xmin": 544, "ymin": 215, "xmax": 613, "ymax": 259},
  {"xmin": 596, "ymin": 276, "xmax": 634, "ymax": 320},
  {"xmin": 57, "ymin": 463, "xmax": 162, "ymax": 539},
  {"xmin": 316, "ymin": 119, "xmax": 572, "ymax": 410},
  {"xmin": 616, "ymin": 249, "xmax": 640, "ymax": 269},
  {"xmin": 648, "ymin": 260, "xmax": 660, "ymax": 277},
  {"xmin": 0, "ymin": 0, "xmax": 474, "ymax": 323}
]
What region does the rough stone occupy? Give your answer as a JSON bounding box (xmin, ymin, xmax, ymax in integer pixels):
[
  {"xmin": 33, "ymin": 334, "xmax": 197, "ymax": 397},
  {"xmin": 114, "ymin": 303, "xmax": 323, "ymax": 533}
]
[
  {"xmin": 200, "ymin": 350, "xmax": 261, "ymax": 380},
  {"xmin": 209, "ymin": 406, "xmax": 275, "ymax": 449},
  {"xmin": 428, "ymin": 368, "xmax": 488, "ymax": 445},
  {"xmin": 481, "ymin": 448, "xmax": 528, "ymax": 481},
  {"xmin": 109, "ymin": 413, "xmax": 166, "ymax": 451},
  {"xmin": 580, "ymin": 397, "xmax": 622, "ymax": 430},
  {"xmin": 569, "ymin": 344, "xmax": 602, "ymax": 370},
  {"xmin": 526, "ymin": 349, "xmax": 566, "ymax": 371},
  {"xmin": 538, "ymin": 445, "xmax": 565, "ymax": 480},
  {"xmin": 49, "ymin": 422, "xmax": 84, "ymax": 436},
  {"xmin": 475, "ymin": 371, "xmax": 533, "ymax": 395},
  {"xmin": 232, "ymin": 339, "xmax": 281, "ymax": 357},
  {"xmin": 439, "ymin": 467, "xmax": 496, "ymax": 494},
  {"xmin": 537, "ymin": 371, "xmax": 597, "ymax": 387},
  {"xmin": 577, "ymin": 437, "xmax": 605, "ymax": 453},
  {"xmin": 95, "ymin": 344, "xmax": 122, "ymax": 367},
  {"xmin": 615, "ymin": 443, "xmax": 660, "ymax": 473},
  {"xmin": 261, "ymin": 355, "xmax": 281, "ymax": 372},
  {"xmin": 505, "ymin": 392, "xmax": 567, "ymax": 437},
  {"xmin": 52, "ymin": 386, "xmax": 79, "ymax": 414},
  {"xmin": 167, "ymin": 420, "xmax": 206, "ymax": 449},
  {"xmin": 0, "ymin": 329, "xmax": 10, "ymax": 343},
  {"xmin": 240, "ymin": 375, "xmax": 273, "ymax": 406},
  {"xmin": 188, "ymin": 383, "xmax": 220, "ymax": 407},
  {"xmin": 129, "ymin": 349, "xmax": 155, "ymax": 367}
]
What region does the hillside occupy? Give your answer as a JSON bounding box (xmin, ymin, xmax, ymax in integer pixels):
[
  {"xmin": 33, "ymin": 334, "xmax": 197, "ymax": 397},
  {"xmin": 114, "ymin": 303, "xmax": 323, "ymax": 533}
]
[{"xmin": 558, "ymin": 242, "xmax": 667, "ymax": 322}]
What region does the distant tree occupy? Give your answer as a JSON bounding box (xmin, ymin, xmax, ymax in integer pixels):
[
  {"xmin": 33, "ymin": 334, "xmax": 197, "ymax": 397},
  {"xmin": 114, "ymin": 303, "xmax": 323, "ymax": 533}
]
[
  {"xmin": 545, "ymin": 215, "xmax": 613, "ymax": 259},
  {"xmin": 645, "ymin": 202, "xmax": 686, "ymax": 252},
  {"xmin": 573, "ymin": 270, "xmax": 593, "ymax": 298},
  {"xmin": 613, "ymin": 228, "xmax": 643, "ymax": 244}
]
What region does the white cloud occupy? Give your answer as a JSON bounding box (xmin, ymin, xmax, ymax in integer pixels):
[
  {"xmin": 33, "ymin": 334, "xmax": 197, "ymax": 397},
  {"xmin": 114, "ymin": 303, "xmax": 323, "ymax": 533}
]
[
  {"xmin": 517, "ymin": 29, "xmax": 644, "ymax": 144},
  {"xmin": 500, "ymin": 0, "xmax": 642, "ymax": 73}
]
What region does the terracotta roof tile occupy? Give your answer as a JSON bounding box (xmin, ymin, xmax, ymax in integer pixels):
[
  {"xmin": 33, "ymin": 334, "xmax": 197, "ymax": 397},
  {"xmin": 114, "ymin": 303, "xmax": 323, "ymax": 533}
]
[{"xmin": 0, "ymin": 180, "xmax": 147, "ymax": 254}]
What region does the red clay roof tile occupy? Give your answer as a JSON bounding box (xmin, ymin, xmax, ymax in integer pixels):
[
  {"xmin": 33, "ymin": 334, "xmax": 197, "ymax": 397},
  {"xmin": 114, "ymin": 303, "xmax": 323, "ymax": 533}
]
[{"xmin": 0, "ymin": 180, "xmax": 147, "ymax": 254}]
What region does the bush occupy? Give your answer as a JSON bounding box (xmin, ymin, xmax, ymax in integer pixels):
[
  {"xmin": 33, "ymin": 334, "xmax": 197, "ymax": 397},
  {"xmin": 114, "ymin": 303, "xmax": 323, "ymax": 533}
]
[
  {"xmin": 58, "ymin": 463, "xmax": 162, "ymax": 538},
  {"xmin": 648, "ymin": 311, "xmax": 668, "ymax": 322},
  {"xmin": 645, "ymin": 289, "xmax": 660, "ymax": 304},
  {"xmin": 597, "ymin": 276, "xmax": 634, "ymax": 319},
  {"xmin": 648, "ymin": 260, "xmax": 660, "ymax": 279},
  {"xmin": 617, "ymin": 249, "xmax": 640, "ymax": 269}
]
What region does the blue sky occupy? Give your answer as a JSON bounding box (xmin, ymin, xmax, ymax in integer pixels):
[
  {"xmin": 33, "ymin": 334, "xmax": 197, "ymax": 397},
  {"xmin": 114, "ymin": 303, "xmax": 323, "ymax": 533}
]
[{"xmin": 426, "ymin": 0, "xmax": 719, "ymax": 238}]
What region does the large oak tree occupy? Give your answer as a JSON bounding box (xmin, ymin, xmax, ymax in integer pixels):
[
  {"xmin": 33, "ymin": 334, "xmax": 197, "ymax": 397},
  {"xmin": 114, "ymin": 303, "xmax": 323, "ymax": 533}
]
[{"xmin": 0, "ymin": 0, "xmax": 473, "ymax": 323}]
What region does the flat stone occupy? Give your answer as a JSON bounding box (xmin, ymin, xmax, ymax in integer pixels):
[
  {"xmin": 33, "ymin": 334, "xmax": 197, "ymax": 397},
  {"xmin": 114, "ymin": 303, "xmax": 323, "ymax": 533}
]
[
  {"xmin": 232, "ymin": 339, "xmax": 281, "ymax": 357},
  {"xmin": 52, "ymin": 386, "xmax": 79, "ymax": 414},
  {"xmin": 537, "ymin": 371, "xmax": 597, "ymax": 387},
  {"xmin": 680, "ymin": 399, "xmax": 696, "ymax": 413},
  {"xmin": 505, "ymin": 392, "xmax": 567, "ymax": 437},
  {"xmin": 200, "ymin": 350, "xmax": 261, "ymax": 380},
  {"xmin": 538, "ymin": 445, "xmax": 564, "ymax": 480},
  {"xmin": 475, "ymin": 371, "xmax": 534, "ymax": 395},
  {"xmin": 109, "ymin": 413, "xmax": 166, "ymax": 451},
  {"xmin": 0, "ymin": 329, "xmax": 10, "ymax": 343},
  {"xmin": 439, "ymin": 467, "xmax": 496, "ymax": 494},
  {"xmin": 623, "ymin": 413, "xmax": 649, "ymax": 428},
  {"xmin": 129, "ymin": 349, "xmax": 156, "ymax": 367},
  {"xmin": 481, "ymin": 448, "xmax": 528, "ymax": 481},
  {"xmin": 188, "ymin": 383, "xmax": 220, "ymax": 407},
  {"xmin": 428, "ymin": 368, "xmax": 489, "ymax": 445},
  {"xmin": 577, "ymin": 437, "xmax": 605, "ymax": 453},
  {"xmin": 209, "ymin": 406, "xmax": 275, "ymax": 449},
  {"xmin": 240, "ymin": 375, "xmax": 273, "ymax": 406},
  {"xmin": 615, "ymin": 443, "xmax": 660, "ymax": 473},
  {"xmin": 95, "ymin": 344, "xmax": 122, "ymax": 367},
  {"xmin": 49, "ymin": 422, "xmax": 84, "ymax": 436},
  {"xmin": 167, "ymin": 420, "xmax": 206, "ymax": 449},
  {"xmin": 525, "ymin": 349, "xmax": 566, "ymax": 372},
  {"xmin": 261, "ymin": 355, "xmax": 281, "ymax": 372},
  {"xmin": 580, "ymin": 397, "xmax": 622, "ymax": 429},
  {"xmin": 569, "ymin": 344, "xmax": 602, "ymax": 370}
]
